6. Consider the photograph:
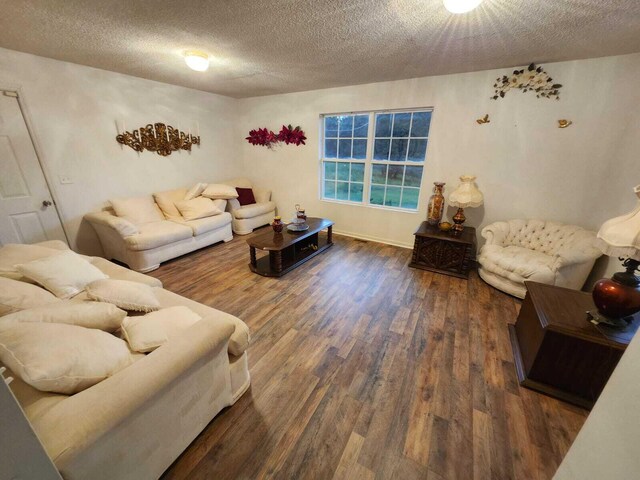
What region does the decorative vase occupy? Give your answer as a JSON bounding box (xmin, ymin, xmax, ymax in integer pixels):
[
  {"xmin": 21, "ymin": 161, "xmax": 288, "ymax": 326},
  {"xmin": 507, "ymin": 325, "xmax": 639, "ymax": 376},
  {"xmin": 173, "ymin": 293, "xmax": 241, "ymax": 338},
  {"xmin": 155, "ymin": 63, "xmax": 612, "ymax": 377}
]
[
  {"xmin": 271, "ymin": 216, "xmax": 284, "ymax": 233},
  {"xmin": 427, "ymin": 182, "xmax": 446, "ymax": 226}
]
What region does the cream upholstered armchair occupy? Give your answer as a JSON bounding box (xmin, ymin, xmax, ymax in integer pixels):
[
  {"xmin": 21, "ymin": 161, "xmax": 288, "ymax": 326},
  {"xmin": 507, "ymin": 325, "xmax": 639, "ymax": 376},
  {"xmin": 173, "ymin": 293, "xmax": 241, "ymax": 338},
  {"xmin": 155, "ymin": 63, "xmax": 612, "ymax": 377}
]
[
  {"xmin": 478, "ymin": 219, "xmax": 602, "ymax": 298},
  {"xmin": 222, "ymin": 178, "xmax": 276, "ymax": 235}
]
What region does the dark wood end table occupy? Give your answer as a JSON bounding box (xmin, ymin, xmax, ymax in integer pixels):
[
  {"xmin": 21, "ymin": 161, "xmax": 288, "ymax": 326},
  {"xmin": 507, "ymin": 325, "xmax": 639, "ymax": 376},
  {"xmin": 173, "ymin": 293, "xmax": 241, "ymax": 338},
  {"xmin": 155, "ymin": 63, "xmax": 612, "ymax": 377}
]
[
  {"xmin": 509, "ymin": 281, "xmax": 639, "ymax": 409},
  {"xmin": 247, "ymin": 217, "xmax": 333, "ymax": 277},
  {"xmin": 409, "ymin": 221, "xmax": 476, "ymax": 279}
]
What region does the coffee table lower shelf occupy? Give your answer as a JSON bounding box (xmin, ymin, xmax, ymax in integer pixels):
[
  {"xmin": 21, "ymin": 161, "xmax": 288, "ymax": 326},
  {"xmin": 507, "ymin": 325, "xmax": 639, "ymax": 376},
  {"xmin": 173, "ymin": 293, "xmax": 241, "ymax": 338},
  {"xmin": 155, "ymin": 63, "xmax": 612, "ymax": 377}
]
[{"xmin": 249, "ymin": 232, "xmax": 332, "ymax": 277}]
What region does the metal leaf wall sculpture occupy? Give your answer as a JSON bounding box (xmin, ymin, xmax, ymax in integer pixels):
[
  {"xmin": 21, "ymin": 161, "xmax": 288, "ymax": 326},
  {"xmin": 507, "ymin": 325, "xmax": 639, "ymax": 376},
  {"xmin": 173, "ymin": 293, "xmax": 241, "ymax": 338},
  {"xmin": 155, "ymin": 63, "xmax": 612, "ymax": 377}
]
[{"xmin": 116, "ymin": 123, "xmax": 200, "ymax": 156}]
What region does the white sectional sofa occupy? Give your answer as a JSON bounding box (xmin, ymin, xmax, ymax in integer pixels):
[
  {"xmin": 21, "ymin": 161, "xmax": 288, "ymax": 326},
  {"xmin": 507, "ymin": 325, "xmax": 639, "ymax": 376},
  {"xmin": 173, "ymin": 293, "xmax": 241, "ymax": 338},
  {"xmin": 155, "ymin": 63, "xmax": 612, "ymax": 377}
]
[
  {"xmin": 85, "ymin": 187, "xmax": 233, "ymax": 272},
  {"xmin": 0, "ymin": 241, "xmax": 250, "ymax": 480}
]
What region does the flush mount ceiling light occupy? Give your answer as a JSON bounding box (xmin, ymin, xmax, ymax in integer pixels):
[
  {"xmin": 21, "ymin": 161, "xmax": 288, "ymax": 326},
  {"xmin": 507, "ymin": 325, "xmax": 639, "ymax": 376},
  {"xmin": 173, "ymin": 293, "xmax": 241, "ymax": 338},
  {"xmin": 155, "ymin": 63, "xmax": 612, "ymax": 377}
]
[
  {"xmin": 443, "ymin": 0, "xmax": 484, "ymax": 13},
  {"xmin": 184, "ymin": 51, "xmax": 209, "ymax": 72}
]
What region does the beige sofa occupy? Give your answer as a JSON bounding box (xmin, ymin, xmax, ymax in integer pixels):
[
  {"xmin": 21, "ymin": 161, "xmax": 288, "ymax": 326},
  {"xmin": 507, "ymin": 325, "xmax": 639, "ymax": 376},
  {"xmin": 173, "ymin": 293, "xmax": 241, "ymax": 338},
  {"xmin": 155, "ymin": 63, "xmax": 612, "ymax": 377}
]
[
  {"xmin": 85, "ymin": 188, "xmax": 233, "ymax": 272},
  {"xmin": 1, "ymin": 241, "xmax": 250, "ymax": 480},
  {"xmin": 478, "ymin": 219, "xmax": 601, "ymax": 298},
  {"xmin": 223, "ymin": 178, "xmax": 276, "ymax": 235}
]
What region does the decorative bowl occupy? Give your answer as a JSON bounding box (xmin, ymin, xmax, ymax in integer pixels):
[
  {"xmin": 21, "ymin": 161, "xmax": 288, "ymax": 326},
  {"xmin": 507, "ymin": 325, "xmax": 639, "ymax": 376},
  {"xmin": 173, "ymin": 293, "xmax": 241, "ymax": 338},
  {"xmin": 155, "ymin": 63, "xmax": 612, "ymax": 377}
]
[{"xmin": 438, "ymin": 222, "xmax": 453, "ymax": 232}]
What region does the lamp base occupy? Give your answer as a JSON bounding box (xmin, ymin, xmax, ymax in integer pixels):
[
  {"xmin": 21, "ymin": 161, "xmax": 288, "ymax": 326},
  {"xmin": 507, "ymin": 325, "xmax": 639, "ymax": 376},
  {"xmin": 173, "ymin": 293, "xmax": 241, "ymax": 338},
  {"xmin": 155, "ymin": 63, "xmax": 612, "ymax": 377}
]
[
  {"xmin": 452, "ymin": 207, "xmax": 466, "ymax": 235},
  {"xmin": 587, "ymin": 310, "xmax": 634, "ymax": 329}
]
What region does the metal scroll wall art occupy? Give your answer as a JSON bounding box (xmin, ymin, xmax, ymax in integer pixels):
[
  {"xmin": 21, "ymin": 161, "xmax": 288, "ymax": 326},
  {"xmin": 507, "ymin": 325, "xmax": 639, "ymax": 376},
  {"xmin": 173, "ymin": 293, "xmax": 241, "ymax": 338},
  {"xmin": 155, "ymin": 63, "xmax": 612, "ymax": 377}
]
[{"xmin": 116, "ymin": 123, "xmax": 200, "ymax": 156}]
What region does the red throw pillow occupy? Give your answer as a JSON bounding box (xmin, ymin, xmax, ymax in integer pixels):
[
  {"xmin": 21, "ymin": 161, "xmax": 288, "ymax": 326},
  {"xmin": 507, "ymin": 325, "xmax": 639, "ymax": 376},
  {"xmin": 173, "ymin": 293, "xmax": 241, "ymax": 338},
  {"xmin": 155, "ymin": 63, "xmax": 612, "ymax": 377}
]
[{"xmin": 236, "ymin": 187, "xmax": 256, "ymax": 206}]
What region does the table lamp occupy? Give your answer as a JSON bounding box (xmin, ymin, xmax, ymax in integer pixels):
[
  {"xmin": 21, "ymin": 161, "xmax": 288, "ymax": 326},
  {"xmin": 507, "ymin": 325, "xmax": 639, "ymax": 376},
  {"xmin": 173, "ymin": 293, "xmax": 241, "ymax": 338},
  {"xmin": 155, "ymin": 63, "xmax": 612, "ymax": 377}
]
[
  {"xmin": 589, "ymin": 184, "xmax": 640, "ymax": 327},
  {"xmin": 448, "ymin": 175, "xmax": 484, "ymax": 235}
]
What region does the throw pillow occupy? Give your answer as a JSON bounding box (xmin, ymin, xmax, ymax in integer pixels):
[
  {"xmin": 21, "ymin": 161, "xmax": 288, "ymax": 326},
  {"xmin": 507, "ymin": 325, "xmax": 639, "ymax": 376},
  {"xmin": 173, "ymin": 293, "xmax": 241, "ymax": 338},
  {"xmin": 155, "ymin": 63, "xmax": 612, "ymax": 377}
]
[
  {"xmin": 236, "ymin": 187, "xmax": 256, "ymax": 206},
  {"xmin": 17, "ymin": 250, "xmax": 108, "ymax": 299},
  {"xmin": 110, "ymin": 196, "xmax": 165, "ymax": 224},
  {"xmin": 0, "ymin": 301, "xmax": 126, "ymax": 333},
  {"xmin": 86, "ymin": 279, "xmax": 160, "ymax": 312},
  {"xmin": 201, "ymin": 183, "xmax": 239, "ymax": 200},
  {"xmin": 0, "ymin": 277, "xmax": 61, "ymax": 316},
  {"xmin": 174, "ymin": 197, "xmax": 222, "ymax": 221},
  {"xmin": 0, "ymin": 322, "xmax": 133, "ymax": 394},
  {"xmin": 121, "ymin": 306, "xmax": 201, "ymax": 353},
  {"xmin": 0, "ymin": 243, "xmax": 64, "ymax": 282},
  {"xmin": 153, "ymin": 188, "xmax": 188, "ymax": 221},
  {"xmin": 184, "ymin": 183, "xmax": 208, "ymax": 201}
]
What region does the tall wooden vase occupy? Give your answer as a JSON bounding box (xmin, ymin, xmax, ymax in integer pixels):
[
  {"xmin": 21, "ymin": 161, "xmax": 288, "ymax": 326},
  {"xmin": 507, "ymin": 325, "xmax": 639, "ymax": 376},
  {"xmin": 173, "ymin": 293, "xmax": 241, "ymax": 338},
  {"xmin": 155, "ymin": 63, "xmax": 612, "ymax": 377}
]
[{"xmin": 427, "ymin": 182, "xmax": 446, "ymax": 226}]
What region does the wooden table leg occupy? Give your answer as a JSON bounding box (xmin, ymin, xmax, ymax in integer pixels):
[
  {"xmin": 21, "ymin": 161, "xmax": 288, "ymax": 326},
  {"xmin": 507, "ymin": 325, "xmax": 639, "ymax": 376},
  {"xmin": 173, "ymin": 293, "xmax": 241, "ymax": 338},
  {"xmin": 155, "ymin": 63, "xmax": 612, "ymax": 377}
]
[
  {"xmin": 270, "ymin": 250, "xmax": 283, "ymax": 273},
  {"xmin": 250, "ymin": 246, "xmax": 257, "ymax": 267},
  {"xmin": 327, "ymin": 225, "xmax": 333, "ymax": 244}
]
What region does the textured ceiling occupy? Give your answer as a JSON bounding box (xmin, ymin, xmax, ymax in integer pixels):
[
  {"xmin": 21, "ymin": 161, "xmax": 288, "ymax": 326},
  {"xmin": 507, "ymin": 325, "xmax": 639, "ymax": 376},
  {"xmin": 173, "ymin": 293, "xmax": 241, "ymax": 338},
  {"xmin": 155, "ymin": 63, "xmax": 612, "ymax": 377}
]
[{"xmin": 0, "ymin": 0, "xmax": 639, "ymax": 98}]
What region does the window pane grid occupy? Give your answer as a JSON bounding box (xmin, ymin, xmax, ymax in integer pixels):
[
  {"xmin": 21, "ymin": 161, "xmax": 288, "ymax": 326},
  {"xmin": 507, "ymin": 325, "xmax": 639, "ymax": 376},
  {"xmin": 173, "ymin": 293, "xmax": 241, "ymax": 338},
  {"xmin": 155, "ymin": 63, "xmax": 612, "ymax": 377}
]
[{"xmin": 322, "ymin": 110, "xmax": 431, "ymax": 211}]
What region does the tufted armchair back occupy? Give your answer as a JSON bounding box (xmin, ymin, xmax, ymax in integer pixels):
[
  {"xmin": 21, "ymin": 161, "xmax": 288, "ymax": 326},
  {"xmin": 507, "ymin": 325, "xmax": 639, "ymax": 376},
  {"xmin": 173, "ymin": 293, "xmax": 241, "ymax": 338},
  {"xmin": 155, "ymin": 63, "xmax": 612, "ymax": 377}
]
[{"xmin": 500, "ymin": 219, "xmax": 595, "ymax": 256}]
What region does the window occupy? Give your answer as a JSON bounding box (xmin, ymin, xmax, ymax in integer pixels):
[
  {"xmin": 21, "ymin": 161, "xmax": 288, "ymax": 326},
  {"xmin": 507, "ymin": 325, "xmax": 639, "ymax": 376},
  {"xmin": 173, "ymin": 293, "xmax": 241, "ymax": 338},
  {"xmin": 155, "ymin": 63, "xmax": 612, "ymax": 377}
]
[
  {"xmin": 321, "ymin": 109, "xmax": 432, "ymax": 211},
  {"xmin": 322, "ymin": 114, "xmax": 368, "ymax": 203}
]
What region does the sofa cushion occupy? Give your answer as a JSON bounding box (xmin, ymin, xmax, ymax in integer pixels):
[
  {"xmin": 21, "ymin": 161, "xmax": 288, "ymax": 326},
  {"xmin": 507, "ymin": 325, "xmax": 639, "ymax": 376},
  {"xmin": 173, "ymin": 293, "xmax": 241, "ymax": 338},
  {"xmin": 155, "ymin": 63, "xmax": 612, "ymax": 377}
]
[
  {"xmin": 236, "ymin": 187, "xmax": 256, "ymax": 206},
  {"xmin": 0, "ymin": 302, "xmax": 126, "ymax": 333},
  {"xmin": 173, "ymin": 211, "xmax": 232, "ymax": 236},
  {"xmin": 111, "ymin": 196, "xmax": 165, "ymax": 225},
  {"xmin": 152, "ymin": 287, "xmax": 250, "ymax": 356},
  {"xmin": 17, "ymin": 250, "xmax": 108, "ymax": 299},
  {"xmin": 0, "ymin": 322, "xmax": 133, "ymax": 394},
  {"xmin": 0, "ymin": 243, "xmax": 64, "ymax": 282},
  {"xmin": 479, "ymin": 245, "xmax": 555, "ymax": 284},
  {"xmin": 233, "ymin": 201, "xmax": 276, "ymax": 219},
  {"xmin": 175, "ymin": 197, "xmax": 222, "ymax": 221},
  {"xmin": 184, "ymin": 183, "xmax": 208, "ymax": 201},
  {"xmin": 202, "ymin": 183, "xmax": 239, "ymax": 200},
  {"xmin": 124, "ymin": 221, "xmax": 193, "ymax": 251},
  {"xmin": 86, "ymin": 279, "xmax": 160, "ymax": 313},
  {"xmin": 0, "ymin": 277, "xmax": 61, "ymax": 316},
  {"xmin": 153, "ymin": 188, "xmax": 188, "ymax": 222},
  {"xmin": 121, "ymin": 306, "xmax": 201, "ymax": 353}
]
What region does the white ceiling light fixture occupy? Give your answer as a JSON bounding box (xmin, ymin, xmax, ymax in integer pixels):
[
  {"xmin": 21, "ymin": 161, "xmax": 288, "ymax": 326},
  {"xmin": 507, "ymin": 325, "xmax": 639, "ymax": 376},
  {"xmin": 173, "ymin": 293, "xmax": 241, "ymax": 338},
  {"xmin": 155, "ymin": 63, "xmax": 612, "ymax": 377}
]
[
  {"xmin": 443, "ymin": 0, "xmax": 484, "ymax": 14},
  {"xmin": 184, "ymin": 51, "xmax": 209, "ymax": 72}
]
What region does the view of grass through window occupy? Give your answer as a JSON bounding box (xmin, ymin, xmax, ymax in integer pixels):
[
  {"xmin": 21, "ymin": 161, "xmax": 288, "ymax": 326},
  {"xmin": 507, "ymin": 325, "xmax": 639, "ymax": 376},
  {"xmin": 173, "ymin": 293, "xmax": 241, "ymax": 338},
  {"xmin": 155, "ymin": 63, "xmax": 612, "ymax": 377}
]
[{"xmin": 321, "ymin": 109, "xmax": 431, "ymax": 210}]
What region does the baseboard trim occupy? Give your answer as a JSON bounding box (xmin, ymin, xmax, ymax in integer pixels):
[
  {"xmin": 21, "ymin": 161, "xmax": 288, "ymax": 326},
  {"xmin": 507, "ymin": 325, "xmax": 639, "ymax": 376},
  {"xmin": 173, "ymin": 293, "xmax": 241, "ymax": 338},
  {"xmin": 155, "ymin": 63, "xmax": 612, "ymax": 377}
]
[{"xmin": 332, "ymin": 229, "xmax": 413, "ymax": 250}]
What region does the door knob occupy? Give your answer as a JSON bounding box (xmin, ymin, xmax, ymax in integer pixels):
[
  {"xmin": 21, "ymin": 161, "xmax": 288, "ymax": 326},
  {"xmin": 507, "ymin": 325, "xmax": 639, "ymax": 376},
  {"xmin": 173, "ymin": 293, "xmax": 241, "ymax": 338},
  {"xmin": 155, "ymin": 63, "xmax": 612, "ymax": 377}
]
[{"xmin": 42, "ymin": 200, "xmax": 52, "ymax": 207}]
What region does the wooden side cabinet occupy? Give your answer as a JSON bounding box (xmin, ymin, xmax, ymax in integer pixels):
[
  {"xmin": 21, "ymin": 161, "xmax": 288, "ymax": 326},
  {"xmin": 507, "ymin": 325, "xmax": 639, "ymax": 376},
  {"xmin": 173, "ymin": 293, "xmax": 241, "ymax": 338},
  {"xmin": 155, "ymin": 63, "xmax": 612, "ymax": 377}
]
[
  {"xmin": 509, "ymin": 281, "xmax": 639, "ymax": 409},
  {"xmin": 409, "ymin": 222, "xmax": 476, "ymax": 279}
]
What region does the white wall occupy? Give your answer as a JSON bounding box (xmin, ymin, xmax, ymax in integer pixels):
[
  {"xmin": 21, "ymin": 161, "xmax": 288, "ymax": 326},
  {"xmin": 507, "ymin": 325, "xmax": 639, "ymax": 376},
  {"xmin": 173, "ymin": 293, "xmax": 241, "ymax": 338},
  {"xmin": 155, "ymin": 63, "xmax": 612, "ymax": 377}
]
[
  {"xmin": 553, "ymin": 328, "xmax": 640, "ymax": 480},
  {"xmin": 1, "ymin": 47, "xmax": 638, "ymax": 277},
  {"xmin": 0, "ymin": 47, "xmax": 242, "ymax": 255},
  {"xmin": 238, "ymin": 53, "xmax": 640, "ymax": 280}
]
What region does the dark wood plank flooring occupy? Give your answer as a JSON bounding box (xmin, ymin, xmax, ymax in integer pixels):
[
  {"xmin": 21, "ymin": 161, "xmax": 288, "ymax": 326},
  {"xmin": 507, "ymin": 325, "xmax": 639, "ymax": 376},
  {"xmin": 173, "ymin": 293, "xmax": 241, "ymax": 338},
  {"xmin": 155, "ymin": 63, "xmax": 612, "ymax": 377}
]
[{"xmin": 150, "ymin": 231, "xmax": 587, "ymax": 480}]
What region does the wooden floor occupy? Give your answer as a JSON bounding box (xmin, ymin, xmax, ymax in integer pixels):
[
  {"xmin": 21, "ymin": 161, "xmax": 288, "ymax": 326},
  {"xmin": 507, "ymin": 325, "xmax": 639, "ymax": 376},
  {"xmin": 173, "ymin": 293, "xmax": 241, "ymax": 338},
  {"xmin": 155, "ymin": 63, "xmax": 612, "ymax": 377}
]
[{"xmin": 150, "ymin": 231, "xmax": 588, "ymax": 480}]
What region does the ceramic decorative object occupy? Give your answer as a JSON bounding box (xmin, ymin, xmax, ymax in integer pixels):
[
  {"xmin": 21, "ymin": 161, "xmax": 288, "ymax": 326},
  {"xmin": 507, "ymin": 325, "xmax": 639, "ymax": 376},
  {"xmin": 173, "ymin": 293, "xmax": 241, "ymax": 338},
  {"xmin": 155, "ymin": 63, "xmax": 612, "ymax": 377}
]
[
  {"xmin": 271, "ymin": 216, "xmax": 284, "ymax": 233},
  {"xmin": 427, "ymin": 182, "xmax": 446, "ymax": 226},
  {"xmin": 438, "ymin": 222, "xmax": 453, "ymax": 232}
]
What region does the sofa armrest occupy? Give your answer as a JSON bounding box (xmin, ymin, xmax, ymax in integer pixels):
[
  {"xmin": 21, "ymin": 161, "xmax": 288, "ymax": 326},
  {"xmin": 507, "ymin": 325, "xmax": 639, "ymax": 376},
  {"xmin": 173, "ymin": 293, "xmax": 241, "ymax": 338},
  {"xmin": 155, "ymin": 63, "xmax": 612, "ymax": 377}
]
[
  {"xmin": 227, "ymin": 198, "xmax": 241, "ymax": 212},
  {"xmin": 84, "ymin": 211, "xmax": 138, "ymax": 237},
  {"xmin": 253, "ymin": 188, "xmax": 272, "ymax": 204},
  {"xmin": 35, "ymin": 316, "xmax": 235, "ymax": 469},
  {"xmin": 481, "ymin": 221, "xmax": 510, "ymax": 246},
  {"xmin": 554, "ymin": 243, "xmax": 602, "ymax": 270}
]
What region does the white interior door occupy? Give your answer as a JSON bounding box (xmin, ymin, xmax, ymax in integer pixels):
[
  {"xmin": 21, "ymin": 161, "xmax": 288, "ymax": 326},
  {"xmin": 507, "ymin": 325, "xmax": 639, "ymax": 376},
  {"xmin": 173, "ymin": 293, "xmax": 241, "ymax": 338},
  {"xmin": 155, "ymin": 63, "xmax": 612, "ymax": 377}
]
[{"xmin": 0, "ymin": 91, "xmax": 66, "ymax": 246}]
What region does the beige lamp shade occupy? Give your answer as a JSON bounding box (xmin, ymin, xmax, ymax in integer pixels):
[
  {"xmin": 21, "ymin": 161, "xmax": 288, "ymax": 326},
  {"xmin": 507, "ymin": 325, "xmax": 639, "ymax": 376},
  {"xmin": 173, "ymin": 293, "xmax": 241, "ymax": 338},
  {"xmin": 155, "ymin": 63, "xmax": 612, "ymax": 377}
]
[
  {"xmin": 449, "ymin": 175, "xmax": 484, "ymax": 208},
  {"xmin": 597, "ymin": 185, "xmax": 640, "ymax": 261}
]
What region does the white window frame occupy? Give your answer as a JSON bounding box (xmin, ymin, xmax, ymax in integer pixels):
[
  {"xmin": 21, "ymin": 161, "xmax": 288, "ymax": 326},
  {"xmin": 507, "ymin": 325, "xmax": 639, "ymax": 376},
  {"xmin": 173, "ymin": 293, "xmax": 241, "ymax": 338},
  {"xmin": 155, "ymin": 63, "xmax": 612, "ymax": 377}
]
[{"xmin": 319, "ymin": 107, "xmax": 433, "ymax": 213}]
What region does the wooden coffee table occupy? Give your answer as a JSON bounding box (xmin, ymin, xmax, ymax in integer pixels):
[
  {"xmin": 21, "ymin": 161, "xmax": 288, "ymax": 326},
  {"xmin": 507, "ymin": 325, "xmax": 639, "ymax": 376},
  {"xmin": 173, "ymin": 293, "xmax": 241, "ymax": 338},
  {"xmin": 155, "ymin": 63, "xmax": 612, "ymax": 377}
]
[{"xmin": 247, "ymin": 217, "xmax": 334, "ymax": 277}]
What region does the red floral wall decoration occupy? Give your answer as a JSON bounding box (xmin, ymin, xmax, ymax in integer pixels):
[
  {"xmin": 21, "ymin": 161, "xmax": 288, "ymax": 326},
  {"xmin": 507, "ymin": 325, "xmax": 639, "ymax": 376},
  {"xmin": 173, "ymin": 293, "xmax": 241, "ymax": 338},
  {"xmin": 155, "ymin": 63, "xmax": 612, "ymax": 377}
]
[{"xmin": 246, "ymin": 124, "xmax": 307, "ymax": 149}]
